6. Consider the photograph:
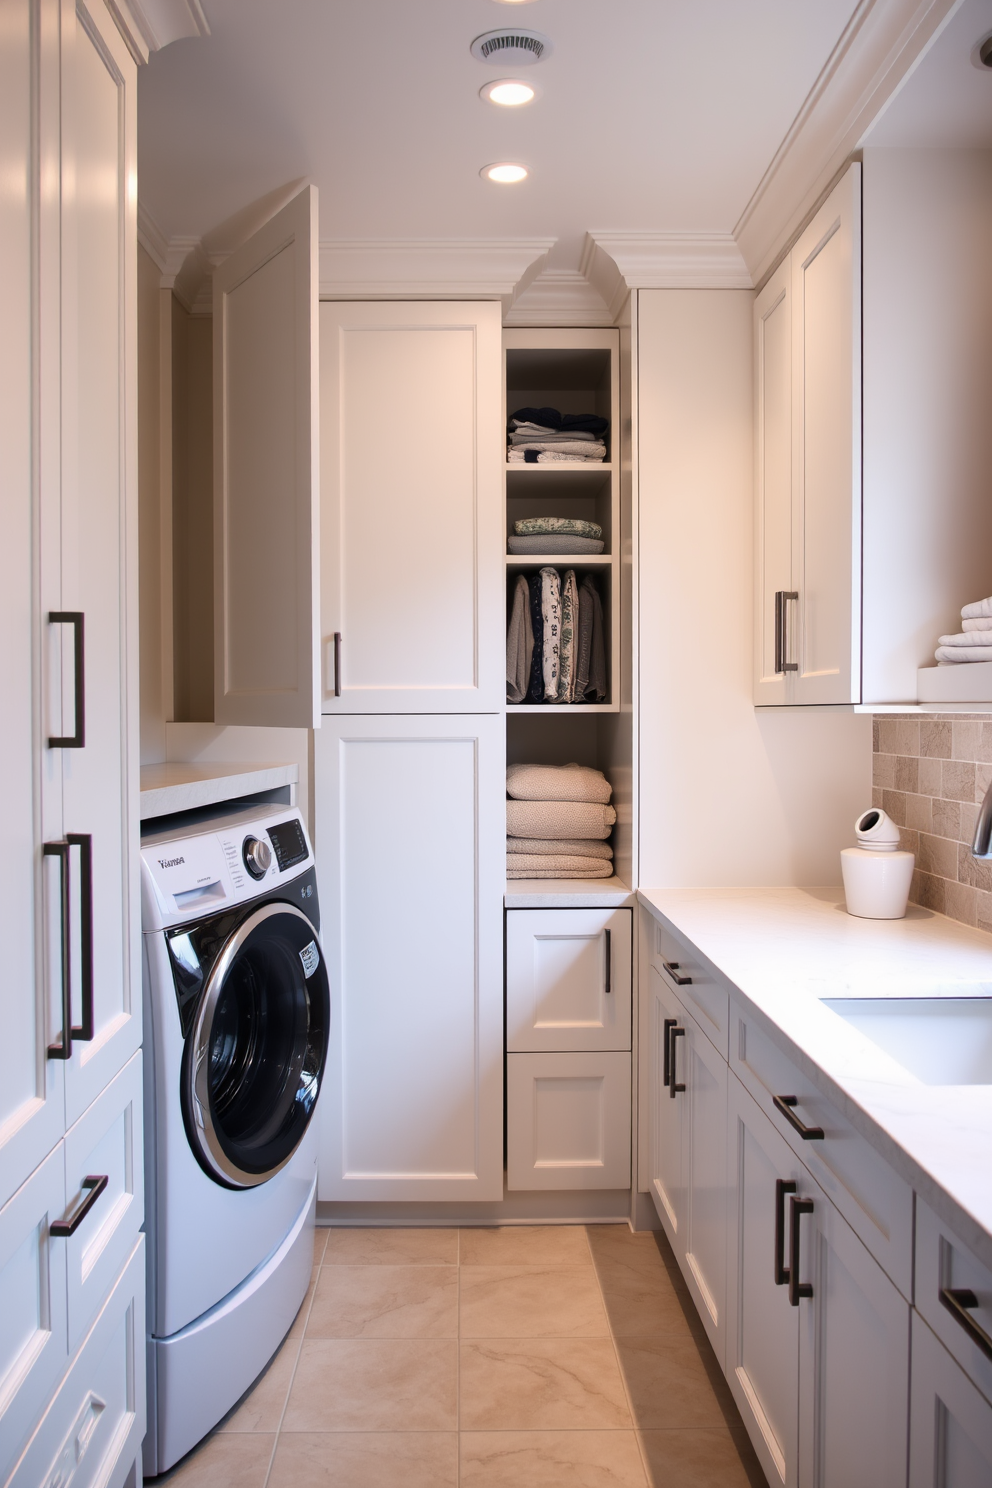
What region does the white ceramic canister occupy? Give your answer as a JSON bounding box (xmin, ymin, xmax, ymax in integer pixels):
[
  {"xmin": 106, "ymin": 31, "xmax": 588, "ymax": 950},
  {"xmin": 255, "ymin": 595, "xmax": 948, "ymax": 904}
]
[{"xmin": 841, "ymin": 808, "xmax": 915, "ymax": 919}]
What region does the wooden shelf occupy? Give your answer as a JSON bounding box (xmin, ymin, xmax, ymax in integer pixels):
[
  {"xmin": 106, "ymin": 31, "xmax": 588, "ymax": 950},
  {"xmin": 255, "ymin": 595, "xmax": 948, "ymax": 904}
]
[
  {"xmin": 507, "ymin": 463, "xmax": 612, "ymax": 475},
  {"xmin": 506, "ymin": 553, "xmax": 611, "ymax": 567},
  {"xmin": 506, "ymin": 702, "xmax": 618, "ymax": 714}
]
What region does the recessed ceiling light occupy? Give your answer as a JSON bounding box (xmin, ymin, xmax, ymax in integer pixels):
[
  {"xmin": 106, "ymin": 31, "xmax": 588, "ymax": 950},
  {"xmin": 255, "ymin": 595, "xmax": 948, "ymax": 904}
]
[
  {"xmin": 481, "ymin": 78, "xmax": 537, "ymax": 107},
  {"xmin": 481, "ymin": 162, "xmax": 528, "ymax": 184},
  {"xmin": 493, "ymin": 1, "xmax": 539, "ymax": 6}
]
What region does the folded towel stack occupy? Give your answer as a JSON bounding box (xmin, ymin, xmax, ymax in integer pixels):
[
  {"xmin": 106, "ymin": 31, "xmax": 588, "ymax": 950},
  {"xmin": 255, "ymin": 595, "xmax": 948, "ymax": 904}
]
[
  {"xmin": 507, "ymin": 406, "xmax": 609, "ymax": 464},
  {"xmin": 935, "ymin": 595, "xmax": 992, "ymax": 663},
  {"xmin": 506, "ymin": 569, "xmax": 607, "ymax": 704},
  {"xmin": 506, "ymin": 763, "xmax": 616, "ymax": 879},
  {"xmin": 507, "ymin": 516, "xmax": 605, "ymax": 556}
]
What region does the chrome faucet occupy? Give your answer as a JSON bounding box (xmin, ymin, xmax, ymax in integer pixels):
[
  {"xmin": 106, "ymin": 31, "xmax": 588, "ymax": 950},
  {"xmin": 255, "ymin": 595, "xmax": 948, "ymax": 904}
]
[{"xmin": 973, "ymin": 779, "xmax": 992, "ymax": 857}]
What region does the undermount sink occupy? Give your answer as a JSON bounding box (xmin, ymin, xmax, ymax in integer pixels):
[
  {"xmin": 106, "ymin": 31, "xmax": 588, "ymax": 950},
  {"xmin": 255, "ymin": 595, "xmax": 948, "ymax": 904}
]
[{"xmin": 822, "ymin": 997, "xmax": 992, "ymax": 1085}]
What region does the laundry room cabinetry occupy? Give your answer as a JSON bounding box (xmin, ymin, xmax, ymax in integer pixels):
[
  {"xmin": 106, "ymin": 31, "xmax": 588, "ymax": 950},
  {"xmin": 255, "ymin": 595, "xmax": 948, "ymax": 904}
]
[
  {"xmin": 0, "ymin": 1, "xmax": 142, "ymax": 1482},
  {"xmin": 753, "ymin": 164, "xmax": 861, "ymax": 707}
]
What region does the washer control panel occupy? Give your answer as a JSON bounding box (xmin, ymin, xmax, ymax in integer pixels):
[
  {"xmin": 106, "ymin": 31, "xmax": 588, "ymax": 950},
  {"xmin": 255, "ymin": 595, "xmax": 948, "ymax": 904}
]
[{"xmin": 242, "ymin": 836, "xmax": 273, "ymax": 880}]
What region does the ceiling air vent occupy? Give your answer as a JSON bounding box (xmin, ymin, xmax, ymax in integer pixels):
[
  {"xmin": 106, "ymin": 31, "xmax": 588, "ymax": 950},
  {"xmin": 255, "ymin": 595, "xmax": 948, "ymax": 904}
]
[{"xmin": 470, "ymin": 29, "xmax": 553, "ymax": 67}]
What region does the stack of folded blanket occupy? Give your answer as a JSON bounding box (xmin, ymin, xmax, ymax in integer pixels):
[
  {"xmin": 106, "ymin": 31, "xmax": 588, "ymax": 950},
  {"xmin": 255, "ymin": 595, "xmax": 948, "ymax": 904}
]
[
  {"xmin": 506, "ymin": 763, "xmax": 616, "ymax": 879},
  {"xmin": 507, "ymin": 517, "xmax": 604, "ymax": 556},
  {"xmin": 506, "ymin": 568, "xmax": 607, "ymax": 704},
  {"xmin": 935, "ymin": 596, "xmax": 992, "ymax": 663},
  {"xmin": 507, "ymin": 406, "xmax": 608, "ymax": 464}
]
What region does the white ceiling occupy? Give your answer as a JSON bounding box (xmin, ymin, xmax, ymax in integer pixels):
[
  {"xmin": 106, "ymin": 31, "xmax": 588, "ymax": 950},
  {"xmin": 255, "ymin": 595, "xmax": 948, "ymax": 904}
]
[
  {"xmin": 865, "ymin": 0, "xmax": 992, "ymax": 147},
  {"xmin": 138, "ymin": 0, "xmax": 862, "ymax": 270}
]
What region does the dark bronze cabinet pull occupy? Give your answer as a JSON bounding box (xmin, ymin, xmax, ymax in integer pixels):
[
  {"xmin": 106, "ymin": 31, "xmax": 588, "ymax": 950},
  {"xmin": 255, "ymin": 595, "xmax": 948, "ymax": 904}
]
[
  {"xmin": 669, "ymin": 1026, "xmax": 685, "ymax": 1098},
  {"xmin": 604, "ymin": 928, "xmax": 612, "ymax": 994},
  {"xmin": 775, "ymin": 1179, "xmax": 797, "ymax": 1286},
  {"xmin": 663, "ymin": 1017, "xmax": 676, "ymax": 1088},
  {"xmin": 939, "ymin": 1287, "xmax": 992, "ymax": 1362},
  {"xmin": 773, "ymin": 1094, "xmax": 824, "ymax": 1141},
  {"xmin": 48, "ymin": 611, "xmax": 85, "ymax": 747},
  {"xmin": 662, "ymin": 959, "xmax": 691, "ymax": 986},
  {"xmin": 774, "ymin": 590, "xmax": 799, "ymax": 675},
  {"xmin": 788, "ymin": 1195, "xmax": 814, "ymax": 1306},
  {"xmin": 45, "ymin": 841, "xmax": 72, "ymax": 1060},
  {"xmin": 44, "ymin": 833, "xmax": 94, "ymax": 1059},
  {"xmin": 51, "ymin": 1175, "xmax": 108, "ymax": 1237},
  {"xmin": 333, "ymin": 632, "xmax": 342, "ymax": 697}
]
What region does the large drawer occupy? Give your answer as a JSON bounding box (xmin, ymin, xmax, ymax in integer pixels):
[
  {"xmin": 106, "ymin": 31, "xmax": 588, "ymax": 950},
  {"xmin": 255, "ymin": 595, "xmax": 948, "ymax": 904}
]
[
  {"xmin": 506, "ymin": 908, "xmax": 632, "ymax": 1053},
  {"xmin": 731, "ymin": 1004, "xmax": 913, "ymax": 1298},
  {"xmin": 506, "ymin": 1051, "xmax": 631, "ymax": 1191},
  {"xmin": 916, "ymin": 1197, "xmax": 992, "ymax": 1405},
  {"xmin": 647, "ymin": 911, "xmax": 729, "ymax": 1058}
]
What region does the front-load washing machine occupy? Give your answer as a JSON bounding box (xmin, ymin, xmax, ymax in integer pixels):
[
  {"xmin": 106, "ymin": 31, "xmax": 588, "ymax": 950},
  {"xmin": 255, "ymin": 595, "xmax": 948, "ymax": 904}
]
[{"xmin": 139, "ymin": 801, "xmax": 329, "ymax": 1476}]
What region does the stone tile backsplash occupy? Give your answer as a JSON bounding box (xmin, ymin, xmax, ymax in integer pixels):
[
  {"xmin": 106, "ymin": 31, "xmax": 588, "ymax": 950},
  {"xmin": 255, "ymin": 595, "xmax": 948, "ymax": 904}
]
[{"xmin": 872, "ymin": 714, "xmax": 992, "ymax": 931}]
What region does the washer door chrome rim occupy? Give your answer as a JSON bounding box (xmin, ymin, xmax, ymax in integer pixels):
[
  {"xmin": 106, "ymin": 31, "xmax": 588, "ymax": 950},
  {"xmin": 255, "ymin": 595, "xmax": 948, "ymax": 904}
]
[{"xmin": 183, "ymin": 901, "xmax": 329, "ymax": 1188}]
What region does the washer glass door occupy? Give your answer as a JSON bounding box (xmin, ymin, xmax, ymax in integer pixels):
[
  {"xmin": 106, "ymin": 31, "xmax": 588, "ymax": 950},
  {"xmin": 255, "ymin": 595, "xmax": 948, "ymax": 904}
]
[{"xmin": 183, "ymin": 903, "xmax": 329, "ymax": 1187}]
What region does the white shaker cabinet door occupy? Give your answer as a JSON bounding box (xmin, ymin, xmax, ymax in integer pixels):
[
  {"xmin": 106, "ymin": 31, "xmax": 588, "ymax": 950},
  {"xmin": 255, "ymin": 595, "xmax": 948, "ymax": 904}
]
[
  {"xmin": 0, "ymin": 0, "xmax": 64, "ymax": 1209},
  {"xmin": 319, "ymin": 301, "xmax": 503, "ymax": 713},
  {"xmin": 58, "ymin": 0, "xmax": 140, "ymax": 1128},
  {"xmin": 646, "ymin": 964, "xmax": 685, "ymax": 1244},
  {"xmin": 213, "ymin": 185, "xmax": 320, "ymax": 728},
  {"xmin": 506, "ymin": 908, "xmax": 632, "ymax": 1053},
  {"xmin": 910, "ymin": 1311, "xmax": 992, "ymax": 1488},
  {"xmin": 680, "ymin": 1008, "xmax": 729, "ymax": 1371},
  {"xmin": 315, "ymin": 714, "xmax": 504, "ymax": 1201},
  {"xmin": 506, "ymin": 1051, "xmax": 631, "ymax": 1191}
]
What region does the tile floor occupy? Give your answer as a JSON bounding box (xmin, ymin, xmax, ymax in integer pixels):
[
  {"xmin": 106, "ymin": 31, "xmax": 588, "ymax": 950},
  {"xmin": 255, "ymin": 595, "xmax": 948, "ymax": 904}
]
[{"xmin": 155, "ymin": 1224, "xmax": 766, "ymax": 1487}]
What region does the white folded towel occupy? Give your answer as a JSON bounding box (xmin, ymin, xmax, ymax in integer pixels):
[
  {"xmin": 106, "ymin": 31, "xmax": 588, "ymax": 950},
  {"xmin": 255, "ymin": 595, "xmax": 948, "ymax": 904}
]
[
  {"xmin": 507, "ymin": 762, "xmax": 612, "ymax": 803},
  {"xmin": 936, "ymin": 647, "xmax": 992, "ymax": 664},
  {"xmin": 963, "ymin": 618, "xmax": 992, "ymax": 632},
  {"xmin": 937, "ymin": 631, "xmax": 992, "ymax": 648},
  {"xmin": 961, "ymin": 596, "xmax": 992, "ymax": 620},
  {"xmin": 506, "ymin": 854, "xmax": 614, "ymax": 877},
  {"xmin": 506, "ymin": 836, "xmax": 613, "ymax": 859}
]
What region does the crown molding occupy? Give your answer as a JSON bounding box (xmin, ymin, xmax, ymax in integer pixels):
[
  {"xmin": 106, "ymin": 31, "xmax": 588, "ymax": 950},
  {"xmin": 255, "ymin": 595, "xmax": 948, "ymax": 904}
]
[
  {"xmin": 582, "ymin": 231, "xmax": 752, "ymax": 316},
  {"xmin": 503, "ymin": 268, "xmax": 615, "ymax": 327},
  {"xmin": 107, "ymin": 0, "xmax": 209, "ymax": 63},
  {"xmin": 318, "ymin": 238, "xmax": 555, "ymax": 306},
  {"xmin": 735, "ymin": 0, "xmax": 959, "ymax": 286},
  {"xmin": 137, "ymin": 200, "xmax": 169, "ymax": 272}
]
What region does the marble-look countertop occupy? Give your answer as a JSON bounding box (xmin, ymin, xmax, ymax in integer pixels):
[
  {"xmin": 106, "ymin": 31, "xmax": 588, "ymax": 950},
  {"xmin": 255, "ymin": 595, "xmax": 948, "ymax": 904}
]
[
  {"xmin": 139, "ymin": 760, "xmax": 298, "ymax": 820},
  {"xmin": 637, "ymin": 885, "xmax": 992, "ymax": 1271}
]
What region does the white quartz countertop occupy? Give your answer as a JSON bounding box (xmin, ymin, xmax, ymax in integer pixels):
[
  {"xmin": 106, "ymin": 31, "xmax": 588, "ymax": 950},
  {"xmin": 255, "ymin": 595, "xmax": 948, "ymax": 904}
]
[
  {"xmin": 139, "ymin": 760, "xmax": 298, "ymax": 820},
  {"xmin": 637, "ymin": 885, "xmax": 992, "ymax": 1269}
]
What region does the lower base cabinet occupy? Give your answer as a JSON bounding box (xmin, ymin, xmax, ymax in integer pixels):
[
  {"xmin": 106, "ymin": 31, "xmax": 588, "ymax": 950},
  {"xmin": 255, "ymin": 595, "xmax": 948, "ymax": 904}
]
[
  {"xmin": 506, "ymin": 1051, "xmax": 631, "ymax": 1190},
  {"xmin": 910, "ymin": 1310, "xmax": 992, "ymax": 1487}
]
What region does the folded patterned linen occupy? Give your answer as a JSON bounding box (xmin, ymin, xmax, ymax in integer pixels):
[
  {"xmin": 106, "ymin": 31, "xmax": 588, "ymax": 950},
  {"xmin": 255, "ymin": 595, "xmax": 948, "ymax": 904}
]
[
  {"xmin": 540, "ymin": 566, "xmax": 562, "ymax": 701},
  {"xmin": 510, "ymin": 441, "xmax": 608, "ymax": 459},
  {"xmin": 507, "ymin": 798, "xmax": 616, "ymax": 839},
  {"xmin": 507, "ymin": 762, "xmax": 612, "ymax": 804},
  {"xmin": 509, "ymin": 429, "xmax": 600, "ymax": 445},
  {"xmin": 514, "ymin": 517, "xmax": 603, "ymax": 539},
  {"xmin": 509, "ymin": 407, "xmax": 610, "ymax": 437},
  {"xmin": 507, "ymin": 450, "xmax": 607, "ymax": 465},
  {"xmin": 963, "ymin": 618, "xmax": 992, "ymax": 631},
  {"xmin": 526, "ymin": 575, "xmax": 544, "ymax": 703},
  {"xmin": 507, "ymin": 535, "xmax": 605, "ymax": 555},
  {"xmin": 506, "ymin": 836, "xmax": 613, "ymax": 859},
  {"xmin": 935, "ymin": 647, "xmax": 992, "ymax": 664},
  {"xmin": 558, "ymin": 570, "xmax": 578, "ymax": 703},
  {"xmin": 937, "ymin": 630, "xmax": 992, "ymax": 647},
  {"xmin": 506, "ymin": 854, "xmax": 614, "ymax": 877},
  {"xmin": 962, "ymin": 596, "xmax": 992, "ymax": 620}
]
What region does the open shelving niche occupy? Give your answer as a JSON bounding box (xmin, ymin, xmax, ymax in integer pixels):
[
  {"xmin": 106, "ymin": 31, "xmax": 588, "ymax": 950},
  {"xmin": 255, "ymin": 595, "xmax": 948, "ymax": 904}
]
[{"xmin": 503, "ymin": 327, "xmax": 633, "ymax": 902}]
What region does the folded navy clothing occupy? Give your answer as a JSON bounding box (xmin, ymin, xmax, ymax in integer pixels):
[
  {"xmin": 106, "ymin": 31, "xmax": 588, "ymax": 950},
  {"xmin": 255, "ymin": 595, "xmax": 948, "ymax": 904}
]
[{"xmin": 509, "ymin": 406, "xmax": 609, "ymax": 437}]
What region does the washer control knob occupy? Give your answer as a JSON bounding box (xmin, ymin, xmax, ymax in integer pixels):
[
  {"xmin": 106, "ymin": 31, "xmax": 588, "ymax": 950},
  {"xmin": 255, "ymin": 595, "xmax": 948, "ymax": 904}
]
[{"xmin": 242, "ymin": 836, "xmax": 272, "ymax": 880}]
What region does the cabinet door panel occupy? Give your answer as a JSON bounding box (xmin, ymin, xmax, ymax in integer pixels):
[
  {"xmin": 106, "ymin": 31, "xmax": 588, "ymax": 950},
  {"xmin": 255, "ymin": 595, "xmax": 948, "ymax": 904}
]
[
  {"xmin": 506, "ymin": 908, "xmax": 631, "ymax": 1053},
  {"xmin": 799, "ymin": 1192, "xmax": 909, "ymax": 1488},
  {"xmin": 792, "ymin": 165, "xmax": 861, "ymax": 705},
  {"xmin": 506, "ymin": 1051, "xmax": 631, "ymax": 1191},
  {"xmin": 320, "ymin": 302, "xmax": 503, "ymax": 712},
  {"xmin": 910, "ymin": 1311, "xmax": 992, "ymax": 1488},
  {"xmin": 315, "ymin": 715, "xmax": 504, "ymax": 1200},
  {"xmin": 0, "ymin": 0, "xmax": 65, "ymax": 1210},
  {"xmin": 59, "ymin": 0, "xmax": 140, "ymax": 1127},
  {"xmin": 754, "ymin": 255, "xmax": 793, "ymax": 705},
  {"xmin": 682, "ymin": 1014, "xmax": 728, "ymax": 1368},
  {"xmin": 0, "ymin": 1145, "xmax": 68, "ymax": 1482},
  {"xmin": 647, "ymin": 964, "xmax": 684, "ymax": 1243},
  {"xmin": 728, "ymin": 1075, "xmax": 802, "ymax": 1488}
]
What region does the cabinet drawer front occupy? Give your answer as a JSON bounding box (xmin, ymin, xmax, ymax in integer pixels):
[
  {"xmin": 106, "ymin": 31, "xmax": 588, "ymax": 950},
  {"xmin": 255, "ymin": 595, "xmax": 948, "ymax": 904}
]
[
  {"xmin": 506, "ymin": 1051, "xmax": 631, "ymax": 1191},
  {"xmin": 0, "ymin": 1145, "xmax": 69, "ymax": 1481},
  {"xmin": 63, "ymin": 1052, "xmax": 143, "ymax": 1353},
  {"xmin": 917, "ymin": 1198, "xmax": 992, "ymax": 1404},
  {"xmin": 8, "ymin": 1237, "xmax": 144, "ymax": 1488},
  {"xmin": 731, "ymin": 1006, "xmax": 913, "ymax": 1298},
  {"xmin": 506, "ymin": 909, "xmax": 631, "ymax": 1052},
  {"xmin": 910, "ymin": 1310, "xmax": 992, "ymax": 1488},
  {"xmin": 648, "ymin": 914, "xmax": 729, "ymax": 1057}
]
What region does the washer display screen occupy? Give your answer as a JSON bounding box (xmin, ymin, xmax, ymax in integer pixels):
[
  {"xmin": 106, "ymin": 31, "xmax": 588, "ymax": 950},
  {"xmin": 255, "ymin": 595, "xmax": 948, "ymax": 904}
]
[{"xmin": 267, "ymin": 818, "xmax": 308, "ymax": 872}]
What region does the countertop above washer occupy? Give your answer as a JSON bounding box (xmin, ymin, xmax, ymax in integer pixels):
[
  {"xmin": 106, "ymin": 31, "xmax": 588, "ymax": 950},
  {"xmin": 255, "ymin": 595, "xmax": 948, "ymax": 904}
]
[{"xmin": 139, "ymin": 761, "xmax": 299, "ymax": 820}]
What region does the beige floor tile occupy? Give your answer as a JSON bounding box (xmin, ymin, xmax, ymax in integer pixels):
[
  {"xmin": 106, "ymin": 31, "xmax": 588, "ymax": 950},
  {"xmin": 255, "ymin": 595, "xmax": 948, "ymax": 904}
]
[
  {"xmin": 597, "ymin": 1268, "xmax": 695, "ymax": 1340},
  {"xmin": 587, "ymin": 1226, "xmax": 671, "ymax": 1281},
  {"xmin": 459, "ymin": 1225, "xmax": 592, "ymax": 1266},
  {"xmin": 219, "ymin": 1334, "xmax": 300, "ymax": 1432},
  {"xmin": 617, "ymin": 1338, "xmax": 727, "ymax": 1430},
  {"xmin": 283, "ymin": 1337, "xmax": 457, "ymax": 1431},
  {"xmin": 267, "ymin": 1431, "xmax": 458, "ymax": 1487},
  {"xmin": 461, "ymin": 1430, "xmax": 648, "ymax": 1486},
  {"xmin": 157, "ymin": 1431, "xmax": 274, "ymax": 1486},
  {"xmin": 312, "ymin": 1227, "xmax": 327, "ymax": 1265},
  {"xmin": 460, "ymin": 1339, "xmax": 632, "ymax": 1431},
  {"xmin": 322, "ymin": 1226, "xmax": 458, "ymax": 1265},
  {"xmin": 639, "ymin": 1428, "xmax": 766, "ymax": 1487},
  {"xmin": 287, "ymin": 1271, "xmax": 318, "ymax": 1339},
  {"xmin": 460, "ymin": 1265, "xmax": 609, "ymax": 1338},
  {"xmin": 306, "ymin": 1264, "xmax": 457, "ymax": 1337}
]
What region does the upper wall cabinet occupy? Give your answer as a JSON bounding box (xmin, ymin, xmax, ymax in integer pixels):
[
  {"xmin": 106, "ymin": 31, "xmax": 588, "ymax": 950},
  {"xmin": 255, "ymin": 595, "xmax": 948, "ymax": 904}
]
[
  {"xmin": 213, "ymin": 186, "xmax": 320, "ymax": 728},
  {"xmin": 319, "ymin": 301, "xmax": 503, "ymax": 713},
  {"xmin": 754, "ymin": 165, "xmax": 861, "ymax": 706}
]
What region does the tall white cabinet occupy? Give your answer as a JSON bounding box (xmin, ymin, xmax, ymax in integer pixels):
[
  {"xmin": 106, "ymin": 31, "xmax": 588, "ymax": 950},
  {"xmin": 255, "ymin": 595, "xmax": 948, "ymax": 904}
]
[{"xmin": 0, "ymin": 2, "xmax": 143, "ymax": 1484}]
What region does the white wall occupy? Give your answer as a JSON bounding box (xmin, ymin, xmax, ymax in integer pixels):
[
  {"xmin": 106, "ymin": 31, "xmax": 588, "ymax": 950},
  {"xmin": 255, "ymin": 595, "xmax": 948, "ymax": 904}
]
[{"xmin": 636, "ymin": 289, "xmax": 871, "ymax": 888}]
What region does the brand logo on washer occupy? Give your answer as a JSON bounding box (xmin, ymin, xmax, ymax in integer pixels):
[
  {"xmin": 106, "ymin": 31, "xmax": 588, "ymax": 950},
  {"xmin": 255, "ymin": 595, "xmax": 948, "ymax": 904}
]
[
  {"xmin": 158, "ymin": 854, "xmax": 185, "ymax": 869},
  {"xmin": 299, "ymin": 940, "xmax": 320, "ymax": 979}
]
